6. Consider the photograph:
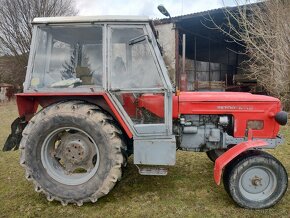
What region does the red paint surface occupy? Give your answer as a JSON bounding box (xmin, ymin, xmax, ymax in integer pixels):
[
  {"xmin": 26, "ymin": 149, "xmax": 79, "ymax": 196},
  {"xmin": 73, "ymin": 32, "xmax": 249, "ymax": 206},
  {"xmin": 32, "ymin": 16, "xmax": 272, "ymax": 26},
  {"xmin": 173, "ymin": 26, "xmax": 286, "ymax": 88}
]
[
  {"xmin": 178, "ymin": 91, "xmax": 279, "ymax": 102},
  {"xmin": 16, "ymin": 91, "xmax": 282, "ymax": 140},
  {"xmin": 135, "ymin": 94, "xmax": 179, "ymax": 118},
  {"xmin": 122, "ymin": 94, "xmax": 138, "ymax": 117},
  {"xmin": 16, "ymin": 92, "xmax": 133, "ymax": 138},
  {"xmin": 138, "ymin": 94, "xmax": 164, "ymax": 117},
  {"xmin": 137, "ymin": 92, "xmax": 281, "ymax": 138},
  {"xmin": 16, "ymin": 95, "xmax": 39, "ymax": 120},
  {"xmin": 177, "ymin": 92, "xmax": 281, "ymax": 138},
  {"xmin": 103, "ymin": 93, "xmax": 133, "ymax": 138},
  {"xmin": 213, "ymin": 140, "xmax": 268, "ymax": 185}
]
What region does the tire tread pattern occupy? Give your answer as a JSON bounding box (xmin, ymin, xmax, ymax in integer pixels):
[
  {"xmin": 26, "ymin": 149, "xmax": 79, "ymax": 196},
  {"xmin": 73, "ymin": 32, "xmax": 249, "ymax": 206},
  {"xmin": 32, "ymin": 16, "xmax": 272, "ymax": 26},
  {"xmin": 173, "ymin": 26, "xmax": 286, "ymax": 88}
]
[{"xmin": 20, "ymin": 101, "xmax": 127, "ymax": 206}]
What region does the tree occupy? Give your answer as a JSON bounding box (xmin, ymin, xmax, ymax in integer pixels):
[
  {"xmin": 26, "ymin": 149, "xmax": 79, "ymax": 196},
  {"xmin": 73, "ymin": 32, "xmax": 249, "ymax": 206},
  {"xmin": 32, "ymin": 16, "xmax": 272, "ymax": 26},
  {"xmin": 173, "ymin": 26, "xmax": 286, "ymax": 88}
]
[
  {"xmin": 0, "ymin": 0, "xmax": 78, "ymax": 85},
  {"xmin": 210, "ymin": 0, "xmax": 290, "ymax": 109}
]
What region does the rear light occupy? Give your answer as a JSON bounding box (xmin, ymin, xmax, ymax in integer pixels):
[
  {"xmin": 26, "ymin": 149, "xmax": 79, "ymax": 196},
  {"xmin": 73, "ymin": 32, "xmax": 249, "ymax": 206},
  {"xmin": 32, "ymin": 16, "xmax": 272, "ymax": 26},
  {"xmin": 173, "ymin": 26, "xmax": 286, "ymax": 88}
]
[
  {"xmin": 247, "ymin": 120, "xmax": 264, "ymax": 130},
  {"xmin": 275, "ymin": 111, "xmax": 288, "ymax": 126}
]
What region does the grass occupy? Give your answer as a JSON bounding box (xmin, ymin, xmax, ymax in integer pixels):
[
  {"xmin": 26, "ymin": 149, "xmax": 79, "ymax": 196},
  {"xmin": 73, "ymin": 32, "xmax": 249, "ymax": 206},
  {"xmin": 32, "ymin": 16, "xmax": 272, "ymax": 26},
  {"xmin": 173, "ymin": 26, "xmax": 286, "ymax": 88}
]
[{"xmin": 0, "ymin": 101, "xmax": 289, "ymax": 218}]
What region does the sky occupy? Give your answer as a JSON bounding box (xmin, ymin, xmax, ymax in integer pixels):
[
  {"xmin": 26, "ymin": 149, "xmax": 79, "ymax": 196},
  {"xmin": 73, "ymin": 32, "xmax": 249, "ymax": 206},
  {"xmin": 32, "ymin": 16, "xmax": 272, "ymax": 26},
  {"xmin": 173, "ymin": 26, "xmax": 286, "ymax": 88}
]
[{"xmin": 75, "ymin": 0, "xmax": 253, "ymax": 18}]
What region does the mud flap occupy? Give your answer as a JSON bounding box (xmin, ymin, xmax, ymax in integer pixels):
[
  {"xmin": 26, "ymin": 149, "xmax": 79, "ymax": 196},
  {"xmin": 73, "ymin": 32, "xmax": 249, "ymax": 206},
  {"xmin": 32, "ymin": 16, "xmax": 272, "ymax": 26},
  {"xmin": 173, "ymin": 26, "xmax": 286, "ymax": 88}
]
[{"xmin": 3, "ymin": 117, "xmax": 26, "ymax": 151}]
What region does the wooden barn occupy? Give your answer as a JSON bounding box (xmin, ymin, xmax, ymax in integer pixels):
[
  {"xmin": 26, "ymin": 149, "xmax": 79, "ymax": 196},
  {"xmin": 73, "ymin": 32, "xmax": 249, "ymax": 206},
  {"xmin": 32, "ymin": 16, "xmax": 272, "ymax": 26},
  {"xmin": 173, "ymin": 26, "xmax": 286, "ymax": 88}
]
[{"xmin": 154, "ymin": 6, "xmax": 261, "ymax": 93}]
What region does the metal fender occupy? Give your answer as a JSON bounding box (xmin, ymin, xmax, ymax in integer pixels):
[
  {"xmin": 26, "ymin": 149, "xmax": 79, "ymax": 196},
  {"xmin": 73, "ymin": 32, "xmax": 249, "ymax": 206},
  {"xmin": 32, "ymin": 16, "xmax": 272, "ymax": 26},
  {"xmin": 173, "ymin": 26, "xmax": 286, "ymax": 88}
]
[
  {"xmin": 214, "ymin": 140, "xmax": 268, "ymax": 185},
  {"xmin": 15, "ymin": 93, "xmax": 133, "ymax": 138}
]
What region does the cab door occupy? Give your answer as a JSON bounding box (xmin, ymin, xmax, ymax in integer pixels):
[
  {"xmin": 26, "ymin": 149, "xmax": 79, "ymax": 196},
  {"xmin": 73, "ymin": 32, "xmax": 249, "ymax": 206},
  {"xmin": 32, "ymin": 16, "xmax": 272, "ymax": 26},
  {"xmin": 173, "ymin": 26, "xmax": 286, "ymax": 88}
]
[{"xmin": 107, "ymin": 24, "xmax": 173, "ymax": 137}]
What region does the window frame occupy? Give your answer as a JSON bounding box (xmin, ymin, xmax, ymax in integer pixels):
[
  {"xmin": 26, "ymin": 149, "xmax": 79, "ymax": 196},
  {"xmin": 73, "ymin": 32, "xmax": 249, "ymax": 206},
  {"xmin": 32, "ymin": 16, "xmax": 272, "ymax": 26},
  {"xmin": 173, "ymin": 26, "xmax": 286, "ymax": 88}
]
[{"xmin": 107, "ymin": 24, "xmax": 172, "ymax": 136}]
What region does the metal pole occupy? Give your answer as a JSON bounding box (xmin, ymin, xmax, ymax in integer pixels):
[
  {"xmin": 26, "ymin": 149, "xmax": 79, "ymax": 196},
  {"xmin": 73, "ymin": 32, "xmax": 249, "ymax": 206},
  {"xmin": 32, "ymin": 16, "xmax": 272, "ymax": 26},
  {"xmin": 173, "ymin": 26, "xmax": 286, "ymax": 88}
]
[
  {"xmin": 226, "ymin": 49, "xmax": 229, "ymax": 87},
  {"xmin": 208, "ymin": 39, "xmax": 211, "ymax": 83},
  {"xmin": 182, "ymin": 34, "xmax": 186, "ymax": 74},
  {"xmin": 194, "ymin": 36, "xmax": 197, "ymax": 90},
  {"xmin": 181, "ymin": 33, "xmax": 186, "ymax": 91},
  {"xmin": 175, "ymin": 27, "xmax": 179, "ymax": 90}
]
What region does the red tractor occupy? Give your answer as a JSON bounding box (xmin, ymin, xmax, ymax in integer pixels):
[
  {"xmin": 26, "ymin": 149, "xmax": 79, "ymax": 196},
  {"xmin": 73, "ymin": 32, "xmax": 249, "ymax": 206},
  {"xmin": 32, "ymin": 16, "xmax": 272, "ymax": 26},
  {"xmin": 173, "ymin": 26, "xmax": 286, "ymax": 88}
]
[{"xmin": 3, "ymin": 16, "xmax": 288, "ymax": 209}]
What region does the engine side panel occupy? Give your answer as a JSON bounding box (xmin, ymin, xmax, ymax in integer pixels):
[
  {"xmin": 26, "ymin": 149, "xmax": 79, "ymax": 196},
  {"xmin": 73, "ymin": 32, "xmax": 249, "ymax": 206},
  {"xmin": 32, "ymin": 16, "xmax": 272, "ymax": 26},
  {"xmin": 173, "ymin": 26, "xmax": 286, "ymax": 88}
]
[{"xmin": 178, "ymin": 93, "xmax": 281, "ymax": 139}]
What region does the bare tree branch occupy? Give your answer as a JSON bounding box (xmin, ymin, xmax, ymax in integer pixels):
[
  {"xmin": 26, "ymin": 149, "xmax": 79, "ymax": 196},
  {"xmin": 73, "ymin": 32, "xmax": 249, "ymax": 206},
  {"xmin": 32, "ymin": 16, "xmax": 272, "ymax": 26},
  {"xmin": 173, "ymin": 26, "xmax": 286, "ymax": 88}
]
[
  {"xmin": 0, "ymin": 0, "xmax": 78, "ymax": 86},
  {"xmin": 209, "ymin": 0, "xmax": 290, "ymax": 109},
  {"xmin": 0, "ymin": 0, "xmax": 78, "ymax": 64}
]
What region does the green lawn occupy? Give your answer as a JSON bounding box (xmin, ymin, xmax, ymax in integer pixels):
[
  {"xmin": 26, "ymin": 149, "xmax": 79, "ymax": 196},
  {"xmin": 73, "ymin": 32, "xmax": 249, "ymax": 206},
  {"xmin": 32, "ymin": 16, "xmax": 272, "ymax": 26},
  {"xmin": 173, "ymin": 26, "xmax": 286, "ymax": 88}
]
[{"xmin": 0, "ymin": 101, "xmax": 289, "ymax": 218}]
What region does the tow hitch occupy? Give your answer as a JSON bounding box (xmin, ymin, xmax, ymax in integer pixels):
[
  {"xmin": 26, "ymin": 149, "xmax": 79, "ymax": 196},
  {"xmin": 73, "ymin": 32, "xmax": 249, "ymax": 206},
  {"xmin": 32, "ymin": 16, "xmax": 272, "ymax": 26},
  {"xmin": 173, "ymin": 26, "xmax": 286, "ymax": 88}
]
[{"xmin": 3, "ymin": 117, "xmax": 26, "ymax": 151}]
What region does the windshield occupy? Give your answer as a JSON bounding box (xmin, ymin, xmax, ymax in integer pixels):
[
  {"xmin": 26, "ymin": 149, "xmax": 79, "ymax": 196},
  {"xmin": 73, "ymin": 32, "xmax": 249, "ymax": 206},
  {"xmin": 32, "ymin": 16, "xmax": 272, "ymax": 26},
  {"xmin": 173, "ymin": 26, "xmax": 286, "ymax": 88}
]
[{"xmin": 29, "ymin": 25, "xmax": 103, "ymax": 89}]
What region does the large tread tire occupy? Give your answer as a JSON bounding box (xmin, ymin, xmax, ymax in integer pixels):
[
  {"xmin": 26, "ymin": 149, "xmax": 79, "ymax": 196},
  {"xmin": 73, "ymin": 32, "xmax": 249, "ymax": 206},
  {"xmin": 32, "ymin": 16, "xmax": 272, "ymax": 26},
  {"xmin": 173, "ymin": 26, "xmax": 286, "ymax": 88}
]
[
  {"xmin": 19, "ymin": 101, "xmax": 127, "ymax": 206},
  {"xmin": 223, "ymin": 150, "xmax": 288, "ymax": 209}
]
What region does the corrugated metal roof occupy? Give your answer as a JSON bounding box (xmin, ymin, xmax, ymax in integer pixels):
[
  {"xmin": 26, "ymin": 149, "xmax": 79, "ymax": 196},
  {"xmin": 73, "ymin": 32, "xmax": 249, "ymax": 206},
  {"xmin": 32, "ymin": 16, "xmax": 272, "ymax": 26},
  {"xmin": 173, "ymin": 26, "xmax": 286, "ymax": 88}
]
[
  {"xmin": 154, "ymin": 6, "xmax": 237, "ymax": 24},
  {"xmin": 154, "ymin": 2, "xmax": 261, "ymax": 25}
]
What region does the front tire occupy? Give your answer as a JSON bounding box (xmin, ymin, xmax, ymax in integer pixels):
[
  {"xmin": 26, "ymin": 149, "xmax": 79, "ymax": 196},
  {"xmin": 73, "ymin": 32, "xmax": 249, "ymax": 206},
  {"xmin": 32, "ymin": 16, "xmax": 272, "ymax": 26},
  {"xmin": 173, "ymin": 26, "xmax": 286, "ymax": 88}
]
[
  {"xmin": 223, "ymin": 151, "xmax": 288, "ymax": 209},
  {"xmin": 19, "ymin": 101, "xmax": 126, "ymax": 206}
]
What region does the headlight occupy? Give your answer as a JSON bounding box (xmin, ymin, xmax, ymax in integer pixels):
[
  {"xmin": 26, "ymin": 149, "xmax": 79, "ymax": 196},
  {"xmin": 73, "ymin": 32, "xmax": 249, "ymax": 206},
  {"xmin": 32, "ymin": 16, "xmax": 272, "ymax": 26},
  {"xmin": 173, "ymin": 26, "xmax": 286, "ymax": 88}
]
[
  {"xmin": 275, "ymin": 111, "xmax": 288, "ymax": 126},
  {"xmin": 247, "ymin": 120, "xmax": 264, "ymax": 130}
]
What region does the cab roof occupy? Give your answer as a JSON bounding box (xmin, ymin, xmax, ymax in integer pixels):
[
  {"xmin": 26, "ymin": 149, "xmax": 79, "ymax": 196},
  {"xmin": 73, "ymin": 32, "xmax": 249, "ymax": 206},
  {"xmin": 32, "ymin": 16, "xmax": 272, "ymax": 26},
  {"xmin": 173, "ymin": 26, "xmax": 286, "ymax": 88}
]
[{"xmin": 32, "ymin": 16, "xmax": 150, "ymax": 24}]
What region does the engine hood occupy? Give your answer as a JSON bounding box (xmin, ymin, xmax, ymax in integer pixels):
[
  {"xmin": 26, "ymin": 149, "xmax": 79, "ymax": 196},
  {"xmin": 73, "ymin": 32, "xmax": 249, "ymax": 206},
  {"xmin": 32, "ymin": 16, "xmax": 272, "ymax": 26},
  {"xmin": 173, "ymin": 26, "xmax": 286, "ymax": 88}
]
[{"xmin": 179, "ymin": 92, "xmax": 280, "ymax": 102}]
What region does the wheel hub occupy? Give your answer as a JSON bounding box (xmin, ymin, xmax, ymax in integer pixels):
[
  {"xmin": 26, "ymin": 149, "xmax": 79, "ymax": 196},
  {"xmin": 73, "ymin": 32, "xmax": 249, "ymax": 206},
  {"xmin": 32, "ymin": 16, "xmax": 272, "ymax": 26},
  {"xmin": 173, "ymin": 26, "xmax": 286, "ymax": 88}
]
[
  {"xmin": 251, "ymin": 176, "xmax": 262, "ymax": 187},
  {"xmin": 43, "ymin": 131, "xmax": 98, "ymax": 179},
  {"xmin": 64, "ymin": 140, "xmax": 86, "ymax": 164},
  {"xmin": 42, "ymin": 127, "xmax": 100, "ymax": 185},
  {"xmin": 239, "ymin": 166, "xmax": 276, "ymax": 200},
  {"xmin": 56, "ymin": 133, "xmax": 96, "ymax": 172}
]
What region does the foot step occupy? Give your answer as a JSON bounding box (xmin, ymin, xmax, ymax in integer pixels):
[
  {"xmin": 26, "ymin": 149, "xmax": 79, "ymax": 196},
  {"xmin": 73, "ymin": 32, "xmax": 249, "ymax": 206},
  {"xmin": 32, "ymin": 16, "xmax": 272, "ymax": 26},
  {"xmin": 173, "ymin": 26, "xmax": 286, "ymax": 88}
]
[{"xmin": 136, "ymin": 166, "xmax": 168, "ymax": 176}]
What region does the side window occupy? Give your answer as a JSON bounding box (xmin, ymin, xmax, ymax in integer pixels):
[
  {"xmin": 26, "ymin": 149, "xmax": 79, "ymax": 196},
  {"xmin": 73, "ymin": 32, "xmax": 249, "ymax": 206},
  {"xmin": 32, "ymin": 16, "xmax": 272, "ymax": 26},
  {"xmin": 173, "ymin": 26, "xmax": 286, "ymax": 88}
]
[
  {"xmin": 114, "ymin": 92, "xmax": 165, "ymax": 124},
  {"xmin": 110, "ymin": 27, "xmax": 166, "ymax": 127},
  {"xmin": 110, "ymin": 27, "xmax": 163, "ymax": 89},
  {"xmin": 30, "ymin": 26, "xmax": 103, "ymax": 89}
]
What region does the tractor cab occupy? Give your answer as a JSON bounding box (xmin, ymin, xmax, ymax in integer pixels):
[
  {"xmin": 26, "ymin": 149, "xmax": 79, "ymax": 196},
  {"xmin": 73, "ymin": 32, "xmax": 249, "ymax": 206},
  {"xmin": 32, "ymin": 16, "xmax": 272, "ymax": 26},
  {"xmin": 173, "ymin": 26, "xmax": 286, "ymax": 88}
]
[{"xmin": 24, "ymin": 16, "xmax": 176, "ymax": 167}]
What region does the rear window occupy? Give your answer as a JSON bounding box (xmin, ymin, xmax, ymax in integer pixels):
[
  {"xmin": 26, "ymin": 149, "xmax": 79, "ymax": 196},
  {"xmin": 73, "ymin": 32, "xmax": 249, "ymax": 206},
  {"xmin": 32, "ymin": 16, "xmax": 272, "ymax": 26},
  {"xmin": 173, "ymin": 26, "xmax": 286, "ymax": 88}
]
[{"xmin": 29, "ymin": 25, "xmax": 103, "ymax": 89}]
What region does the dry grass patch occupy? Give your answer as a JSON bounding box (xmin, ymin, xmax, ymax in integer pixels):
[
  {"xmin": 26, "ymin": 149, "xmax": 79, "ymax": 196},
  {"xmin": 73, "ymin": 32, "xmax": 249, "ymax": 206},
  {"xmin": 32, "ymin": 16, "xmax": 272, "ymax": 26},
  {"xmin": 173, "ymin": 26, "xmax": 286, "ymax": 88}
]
[{"xmin": 0, "ymin": 102, "xmax": 289, "ymax": 217}]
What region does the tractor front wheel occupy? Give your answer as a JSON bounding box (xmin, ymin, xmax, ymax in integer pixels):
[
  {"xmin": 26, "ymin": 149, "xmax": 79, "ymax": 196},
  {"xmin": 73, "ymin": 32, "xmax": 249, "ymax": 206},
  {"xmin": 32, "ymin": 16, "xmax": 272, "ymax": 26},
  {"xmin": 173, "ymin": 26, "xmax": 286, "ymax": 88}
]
[
  {"xmin": 223, "ymin": 151, "xmax": 288, "ymax": 209},
  {"xmin": 19, "ymin": 101, "xmax": 126, "ymax": 206}
]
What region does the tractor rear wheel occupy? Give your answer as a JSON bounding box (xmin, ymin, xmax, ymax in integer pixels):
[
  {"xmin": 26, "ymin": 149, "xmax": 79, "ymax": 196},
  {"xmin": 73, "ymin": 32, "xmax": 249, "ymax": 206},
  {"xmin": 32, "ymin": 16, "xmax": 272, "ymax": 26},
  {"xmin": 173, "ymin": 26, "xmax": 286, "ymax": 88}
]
[
  {"xmin": 223, "ymin": 150, "xmax": 288, "ymax": 209},
  {"xmin": 19, "ymin": 101, "xmax": 127, "ymax": 206}
]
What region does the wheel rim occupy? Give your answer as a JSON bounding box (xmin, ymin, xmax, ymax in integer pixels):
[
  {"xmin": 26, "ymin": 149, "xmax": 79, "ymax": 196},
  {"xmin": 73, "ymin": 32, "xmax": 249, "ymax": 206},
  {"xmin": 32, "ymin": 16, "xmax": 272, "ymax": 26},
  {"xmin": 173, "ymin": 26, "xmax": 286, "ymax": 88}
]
[
  {"xmin": 41, "ymin": 127, "xmax": 100, "ymax": 186},
  {"xmin": 239, "ymin": 166, "xmax": 277, "ymax": 201}
]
